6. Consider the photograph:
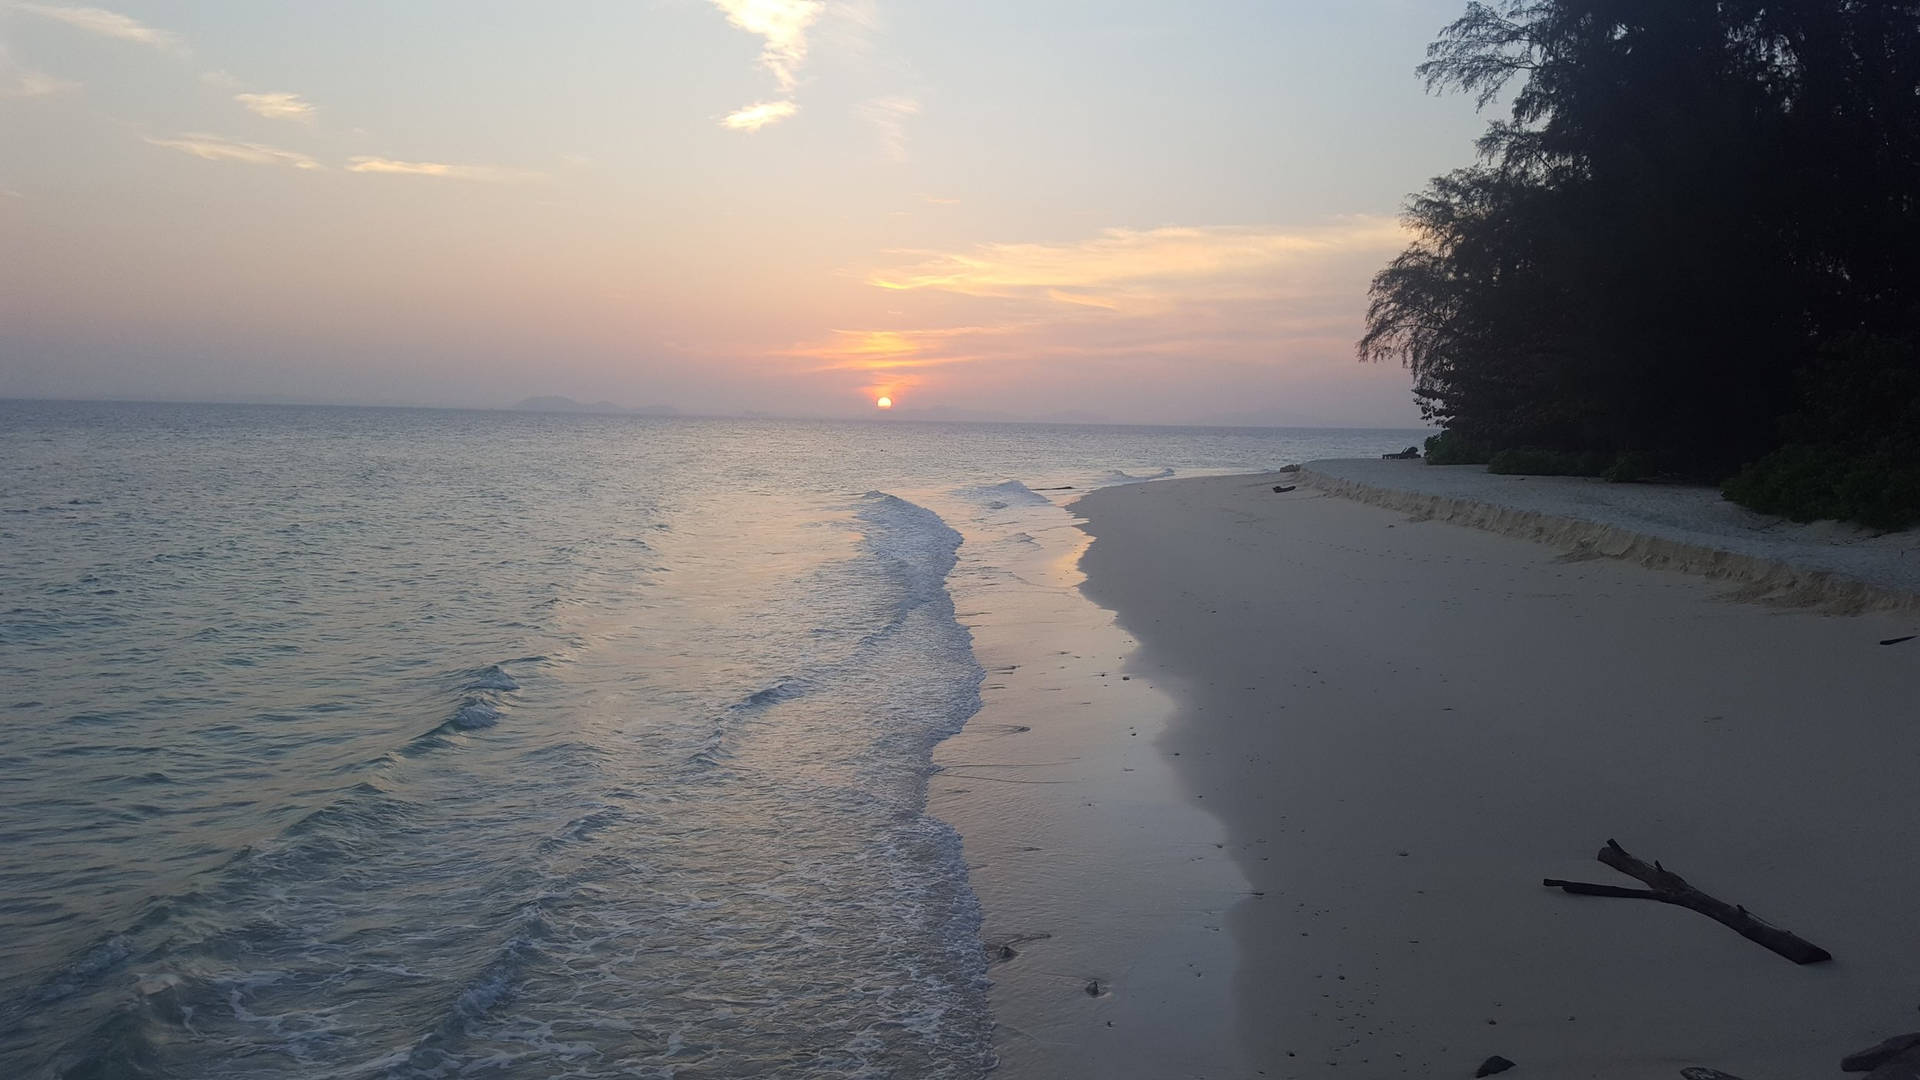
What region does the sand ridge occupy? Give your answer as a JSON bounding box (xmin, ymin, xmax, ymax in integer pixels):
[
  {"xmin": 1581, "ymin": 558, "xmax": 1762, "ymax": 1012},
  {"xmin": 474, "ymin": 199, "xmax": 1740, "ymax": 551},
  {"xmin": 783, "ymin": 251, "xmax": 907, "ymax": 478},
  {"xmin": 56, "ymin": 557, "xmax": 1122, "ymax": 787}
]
[{"xmin": 1301, "ymin": 459, "xmax": 1920, "ymax": 611}]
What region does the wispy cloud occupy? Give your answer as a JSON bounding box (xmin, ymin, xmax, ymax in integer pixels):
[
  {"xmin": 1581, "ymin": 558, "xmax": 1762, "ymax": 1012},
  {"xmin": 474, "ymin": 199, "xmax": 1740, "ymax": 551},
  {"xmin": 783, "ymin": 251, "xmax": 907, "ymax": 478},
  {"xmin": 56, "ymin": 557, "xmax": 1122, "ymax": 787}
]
[
  {"xmin": 779, "ymin": 217, "xmax": 1415, "ymax": 408},
  {"xmin": 857, "ymin": 96, "xmax": 918, "ymax": 161},
  {"xmin": 709, "ymin": 0, "xmax": 821, "ymax": 93},
  {"xmin": 235, "ymin": 91, "xmax": 314, "ymax": 122},
  {"xmin": 0, "ymin": 44, "xmax": 71, "ymax": 96},
  {"xmin": 345, "ymin": 156, "xmax": 547, "ymax": 183},
  {"xmin": 144, "ymin": 133, "xmax": 322, "ymax": 170},
  {"xmin": 871, "ymin": 219, "xmax": 1410, "ymax": 310},
  {"xmin": 782, "ymin": 327, "xmax": 1011, "ymax": 372},
  {"xmin": 707, "ymin": 0, "xmax": 825, "ymax": 131},
  {"xmin": 720, "ymin": 99, "xmax": 797, "ymax": 132},
  {"xmin": 822, "ymin": 0, "xmax": 877, "ymax": 46},
  {"xmin": 11, "ymin": 3, "xmax": 179, "ymax": 49},
  {"xmin": 2, "ymin": 68, "xmax": 67, "ymax": 95}
]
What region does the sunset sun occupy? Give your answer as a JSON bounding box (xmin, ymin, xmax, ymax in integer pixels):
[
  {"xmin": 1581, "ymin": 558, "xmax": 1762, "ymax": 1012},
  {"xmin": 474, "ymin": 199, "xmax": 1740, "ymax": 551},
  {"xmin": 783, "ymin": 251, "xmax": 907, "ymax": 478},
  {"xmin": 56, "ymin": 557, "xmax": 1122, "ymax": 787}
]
[{"xmin": 875, "ymin": 396, "xmax": 893, "ymax": 409}]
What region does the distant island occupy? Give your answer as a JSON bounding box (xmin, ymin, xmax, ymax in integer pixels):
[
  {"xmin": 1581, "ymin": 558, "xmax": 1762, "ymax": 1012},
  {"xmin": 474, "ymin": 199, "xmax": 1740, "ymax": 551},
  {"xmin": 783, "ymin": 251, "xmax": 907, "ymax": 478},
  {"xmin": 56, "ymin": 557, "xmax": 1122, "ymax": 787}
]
[{"xmin": 508, "ymin": 396, "xmax": 680, "ymax": 417}]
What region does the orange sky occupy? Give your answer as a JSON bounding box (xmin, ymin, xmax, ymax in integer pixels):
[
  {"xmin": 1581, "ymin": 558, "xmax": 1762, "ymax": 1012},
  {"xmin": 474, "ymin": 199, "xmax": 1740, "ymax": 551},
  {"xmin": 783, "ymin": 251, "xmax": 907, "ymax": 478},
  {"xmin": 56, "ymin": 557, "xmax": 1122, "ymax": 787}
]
[{"xmin": 0, "ymin": 1, "xmax": 1490, "ymax": 425}]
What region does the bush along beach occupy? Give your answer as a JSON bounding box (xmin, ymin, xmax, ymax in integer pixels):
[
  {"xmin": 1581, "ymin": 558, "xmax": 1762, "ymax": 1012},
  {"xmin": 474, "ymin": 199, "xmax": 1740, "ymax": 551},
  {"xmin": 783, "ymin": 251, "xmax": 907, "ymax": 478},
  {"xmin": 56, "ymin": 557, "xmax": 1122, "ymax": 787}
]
[{"xmin": 1360, "ymin": 0, "xmax": 1920, "ymax": 527}]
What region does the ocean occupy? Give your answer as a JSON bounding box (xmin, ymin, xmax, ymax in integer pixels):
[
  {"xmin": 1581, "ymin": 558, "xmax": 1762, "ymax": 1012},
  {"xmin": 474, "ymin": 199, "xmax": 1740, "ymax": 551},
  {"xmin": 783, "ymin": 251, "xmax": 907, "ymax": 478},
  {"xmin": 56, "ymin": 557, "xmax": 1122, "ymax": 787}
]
[{"xmin": 0, "ymin": 401, "xmax": 1425, "ymax": 1079}]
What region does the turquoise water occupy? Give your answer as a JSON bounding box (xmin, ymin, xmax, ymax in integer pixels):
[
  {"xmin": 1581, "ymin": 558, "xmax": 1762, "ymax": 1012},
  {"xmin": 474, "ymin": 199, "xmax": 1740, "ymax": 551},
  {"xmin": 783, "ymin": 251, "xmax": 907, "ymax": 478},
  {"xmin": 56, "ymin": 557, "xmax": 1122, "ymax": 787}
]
[{"xmin": 0, "ymin": 401, "xmax": 1424, "ymax": 1078}]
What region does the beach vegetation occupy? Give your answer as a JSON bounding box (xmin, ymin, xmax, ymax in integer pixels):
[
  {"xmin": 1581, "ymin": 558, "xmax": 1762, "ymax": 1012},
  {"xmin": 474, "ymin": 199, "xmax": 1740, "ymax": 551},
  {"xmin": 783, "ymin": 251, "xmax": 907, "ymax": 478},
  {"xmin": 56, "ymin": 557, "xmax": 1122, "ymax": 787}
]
[
  {"xmin": 1599, "ymin": 452, "xmax": 1663, "ymax": 485},
  {"xmin": 1722, "ymin": 445, "xmax": 1920, "ymax": 530},
  {"xmin": 1487, "ymin": 448, "xmax": 1609, "ymax": 477},
  {"xmin": 1423, "ymin": 430, "xmax": 1494, "ymax": 465},
  {"xmin": 1364, "ymin": 0, "xmax": 1920, "ymax": 526}
]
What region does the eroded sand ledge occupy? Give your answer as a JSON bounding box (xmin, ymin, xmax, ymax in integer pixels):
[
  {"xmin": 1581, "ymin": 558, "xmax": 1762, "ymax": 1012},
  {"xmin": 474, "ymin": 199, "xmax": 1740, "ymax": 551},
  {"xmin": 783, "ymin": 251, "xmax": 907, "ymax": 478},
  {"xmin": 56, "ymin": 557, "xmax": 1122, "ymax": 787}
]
[
  {"xmin": 1300, "ymin": 459, "xmax": 1920, "ymax": 612},
  {"xmin": 1072, "ymin": 471, "xmax": 1920, "ymax": 1079}
]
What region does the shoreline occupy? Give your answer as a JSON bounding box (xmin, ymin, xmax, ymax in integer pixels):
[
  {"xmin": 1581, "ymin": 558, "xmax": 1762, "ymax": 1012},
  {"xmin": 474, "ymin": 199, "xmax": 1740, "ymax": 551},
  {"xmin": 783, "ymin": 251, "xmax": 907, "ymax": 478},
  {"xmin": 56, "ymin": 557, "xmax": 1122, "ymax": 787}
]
[
  {"xmin": 922, "ymin": 484, "xmax": 1250, "ymax": 1080},
  {"xmin": 1069, "ymin": 470, "xmax": 1920, "ymax": 1077}
]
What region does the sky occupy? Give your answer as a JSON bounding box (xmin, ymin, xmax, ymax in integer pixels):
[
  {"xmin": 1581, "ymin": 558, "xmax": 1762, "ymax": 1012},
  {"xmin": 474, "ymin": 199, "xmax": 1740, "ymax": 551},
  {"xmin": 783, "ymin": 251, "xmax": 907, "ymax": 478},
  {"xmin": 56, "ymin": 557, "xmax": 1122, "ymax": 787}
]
[{"xmin": 0, "ymin": 0, "xmax": 1493, "ymax": 426}]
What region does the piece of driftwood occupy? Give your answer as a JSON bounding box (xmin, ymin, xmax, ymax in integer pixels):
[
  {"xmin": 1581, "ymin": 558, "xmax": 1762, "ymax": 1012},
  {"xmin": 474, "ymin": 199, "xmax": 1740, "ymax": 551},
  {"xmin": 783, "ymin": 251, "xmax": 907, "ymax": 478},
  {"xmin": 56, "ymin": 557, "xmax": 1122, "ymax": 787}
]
[
  {"xmin": 1865, "ymin": 1048, "xmax": 1920, "ymax": 1080},
  {"xmin": 1846, "ymin": 1033, "xmax": 1920, "ymax": 1072},
  {"xmin": 1542, "ymin": 839, "xmax": 1831, "ymax": 965}
]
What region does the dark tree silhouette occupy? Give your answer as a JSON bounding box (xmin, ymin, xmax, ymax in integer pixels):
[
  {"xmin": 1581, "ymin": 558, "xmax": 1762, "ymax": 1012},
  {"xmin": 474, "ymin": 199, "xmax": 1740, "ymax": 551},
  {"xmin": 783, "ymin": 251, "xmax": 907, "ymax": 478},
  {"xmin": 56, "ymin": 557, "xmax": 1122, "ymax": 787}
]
[{"xmin": 1363, "ymin": 1, "xmax": 1920, "ymax": 521}]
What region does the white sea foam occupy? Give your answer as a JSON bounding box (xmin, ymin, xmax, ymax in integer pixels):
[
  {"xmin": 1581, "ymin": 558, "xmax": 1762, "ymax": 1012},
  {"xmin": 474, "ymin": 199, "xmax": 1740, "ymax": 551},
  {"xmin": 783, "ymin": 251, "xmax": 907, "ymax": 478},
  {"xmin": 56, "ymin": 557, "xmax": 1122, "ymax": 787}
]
[{"xmin": 954, "ymin": 479, "xmax": 1053, "ymax": 508}]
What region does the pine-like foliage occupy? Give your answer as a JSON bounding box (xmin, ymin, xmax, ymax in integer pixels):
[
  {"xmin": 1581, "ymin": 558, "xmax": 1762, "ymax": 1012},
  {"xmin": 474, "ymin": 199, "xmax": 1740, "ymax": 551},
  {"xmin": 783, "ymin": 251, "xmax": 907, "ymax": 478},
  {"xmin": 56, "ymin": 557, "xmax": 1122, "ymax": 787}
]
[{"xmin": 1362, "ymin": 1, "xmax": 1920, "ymax": 516}]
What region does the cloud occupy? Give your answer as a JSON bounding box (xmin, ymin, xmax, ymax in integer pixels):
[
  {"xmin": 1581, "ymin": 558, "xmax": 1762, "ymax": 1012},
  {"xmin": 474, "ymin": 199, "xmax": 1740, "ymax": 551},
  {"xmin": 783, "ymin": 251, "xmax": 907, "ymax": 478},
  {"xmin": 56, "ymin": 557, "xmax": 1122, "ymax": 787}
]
[
  {"xmin": 783, "ymin": 327, "xmax": 1005, "ymax": 372},
  {"xmin": 857, "ymin": 96, "xmax": 919, "ymax": 161},
  {"xmin": 870, "ymin": 218, "xmax": 1410, "ymax": 311},
  {"xmin": 707, "ymin": 0, "xmax": 831, "ymax": 132},
  {"xmin": 3, "ymin": 69, "xmax": 67, "ymax": 95},
  {"xmin": 0, "ymin": 44, "xmax": 71, "ymax": 96},
  {"xmin": 11, "ymin": 3, "xmax": 179, "ymax": 49},
  {"xmin": 775, "ymin": 217, "xmax": 1418, "ymax": 411},
  {"xmin": 345, "ymin": 156, "xmax": 547, "ymax": 183},
  {"xmin": 708, "ymin": 0, "xmax": 822, "ymax": 93},
  {"xmin": 720, "ymin": 99, "xmax": 797, "ymax": 132},
  {"xmin": 235, "ymin": 91, "xmax": 315, "ymax": 122},
  {"xmin": 144, "ymin": 133, "xmax": 322, "ymax": 170}
]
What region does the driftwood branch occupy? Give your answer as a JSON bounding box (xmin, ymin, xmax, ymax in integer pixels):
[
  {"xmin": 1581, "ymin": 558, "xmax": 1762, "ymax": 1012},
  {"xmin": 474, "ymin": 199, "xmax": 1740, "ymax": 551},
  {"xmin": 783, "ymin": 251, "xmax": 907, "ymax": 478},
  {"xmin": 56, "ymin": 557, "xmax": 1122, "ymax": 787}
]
[
  {"xmin": 1540, "ymin": 878, "xmax": 1659, "ymax": 900},
  {"xmin": 1541, "ymin": 839, "xmax": 1831, "ymax": 965}
]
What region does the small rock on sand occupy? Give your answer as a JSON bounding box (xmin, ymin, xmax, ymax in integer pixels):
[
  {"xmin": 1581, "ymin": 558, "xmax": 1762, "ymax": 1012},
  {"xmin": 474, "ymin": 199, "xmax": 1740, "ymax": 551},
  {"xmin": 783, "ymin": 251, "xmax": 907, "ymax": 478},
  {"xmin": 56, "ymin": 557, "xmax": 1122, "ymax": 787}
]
[{"xmin": 1475, "ymin": 1055, "xmax": 1515, "ymax": 1077}]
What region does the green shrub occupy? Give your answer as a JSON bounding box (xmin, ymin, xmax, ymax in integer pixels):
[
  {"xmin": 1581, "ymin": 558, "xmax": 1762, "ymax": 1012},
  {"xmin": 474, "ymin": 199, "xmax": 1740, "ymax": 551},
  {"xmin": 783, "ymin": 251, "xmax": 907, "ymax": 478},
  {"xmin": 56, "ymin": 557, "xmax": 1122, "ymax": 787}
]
[
  {"xmin": 1723, "ymin": 445, "xmax": 1920, "ymax": 530},
  {"xmin": 1423, "ymin": 430, "xmax": 1493, "ymax": 465},
  {"xmin": 1487, "ymin": 448, "xmax": 1610, "ymax": 476},
  {"xmin": 1602, "ymin": 451, "xmax": 1662, "ymax": 483}
]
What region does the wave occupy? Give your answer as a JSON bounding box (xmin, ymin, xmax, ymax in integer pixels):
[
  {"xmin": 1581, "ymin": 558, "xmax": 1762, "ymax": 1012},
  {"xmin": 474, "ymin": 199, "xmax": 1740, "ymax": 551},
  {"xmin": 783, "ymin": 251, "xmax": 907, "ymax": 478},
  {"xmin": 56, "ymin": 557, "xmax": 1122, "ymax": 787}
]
[
  {"xmin": 952, "ymin": 480, "xmax": 1053, "ymax": 509},
  {"xmin": 461, "ymin": 665, "xmax": 521, "ymax": 692},
  {"xmin": 394, "ymin": 656, "xmax": 542, "ymax": 755},
  {"xmin": 1101, "ymin": 466, "xmax": 1175, "ymax": 483},
  {"xmin": 735, "ymin": 678, "xmax": 803, "ymax": 711},
  {"xmin": 449, "ymin": 700, "xmax": 501, "ymax": 729},
  {"xmin": 858, "ymin": 492, "xmax": 968, "ymax": 615}
]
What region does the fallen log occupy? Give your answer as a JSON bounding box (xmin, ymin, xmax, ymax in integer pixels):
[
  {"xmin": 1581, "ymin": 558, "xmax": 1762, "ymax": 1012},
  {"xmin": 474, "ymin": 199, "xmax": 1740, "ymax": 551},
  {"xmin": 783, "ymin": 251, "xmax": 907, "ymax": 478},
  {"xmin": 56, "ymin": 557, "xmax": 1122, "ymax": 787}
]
[{"xmin": 1541, "ymin": 839, "xmax": 1831, "ymax": 965}]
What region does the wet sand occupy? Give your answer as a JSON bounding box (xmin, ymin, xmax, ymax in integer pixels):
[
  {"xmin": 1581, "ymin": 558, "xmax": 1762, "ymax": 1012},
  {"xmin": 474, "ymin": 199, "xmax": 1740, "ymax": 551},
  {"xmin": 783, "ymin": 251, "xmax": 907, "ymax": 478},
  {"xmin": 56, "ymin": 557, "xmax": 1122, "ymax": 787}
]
[{"xmin": 927, "ymin": 488, "xmax": 1249, "ymax": 1080}]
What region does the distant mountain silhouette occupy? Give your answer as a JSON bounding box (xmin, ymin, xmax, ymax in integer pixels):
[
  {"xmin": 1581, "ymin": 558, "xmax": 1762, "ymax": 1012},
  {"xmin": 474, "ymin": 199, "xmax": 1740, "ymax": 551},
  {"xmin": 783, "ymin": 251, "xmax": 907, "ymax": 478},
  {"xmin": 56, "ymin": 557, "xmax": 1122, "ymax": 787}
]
[{"xmin": 509, "ymin": 395, "xmax": 679, "ymax": 417}]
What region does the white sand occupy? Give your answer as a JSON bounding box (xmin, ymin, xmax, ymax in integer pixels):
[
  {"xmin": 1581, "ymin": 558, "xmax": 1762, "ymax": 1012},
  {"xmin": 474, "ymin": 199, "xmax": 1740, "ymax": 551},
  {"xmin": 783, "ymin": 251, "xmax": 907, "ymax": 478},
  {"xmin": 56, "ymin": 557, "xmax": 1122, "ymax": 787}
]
[{"xmin": 1066, "ymin": 472, "xmax": 1920, "ymax": 1079}]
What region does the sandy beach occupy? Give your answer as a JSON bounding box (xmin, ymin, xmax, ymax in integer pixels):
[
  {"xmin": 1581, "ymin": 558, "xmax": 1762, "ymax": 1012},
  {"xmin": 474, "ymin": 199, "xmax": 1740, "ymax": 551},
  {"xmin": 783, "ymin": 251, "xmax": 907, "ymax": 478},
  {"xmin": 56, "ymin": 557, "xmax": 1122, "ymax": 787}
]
[
  {"xmin": 961, "ymin": 468, "xmax": 1920, "ymax": 1079},
  {"xmin": 926, "ymin": 483, "xmax": 1251, "ymax": 1080}
]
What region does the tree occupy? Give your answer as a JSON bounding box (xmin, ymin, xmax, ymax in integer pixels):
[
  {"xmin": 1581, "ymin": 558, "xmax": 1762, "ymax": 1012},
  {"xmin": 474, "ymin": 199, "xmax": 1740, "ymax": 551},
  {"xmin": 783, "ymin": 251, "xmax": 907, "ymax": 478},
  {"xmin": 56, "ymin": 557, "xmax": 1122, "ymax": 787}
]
[{"xmin": 1364, "ymin": 0, "xmax": 1920, "ymax": 507}]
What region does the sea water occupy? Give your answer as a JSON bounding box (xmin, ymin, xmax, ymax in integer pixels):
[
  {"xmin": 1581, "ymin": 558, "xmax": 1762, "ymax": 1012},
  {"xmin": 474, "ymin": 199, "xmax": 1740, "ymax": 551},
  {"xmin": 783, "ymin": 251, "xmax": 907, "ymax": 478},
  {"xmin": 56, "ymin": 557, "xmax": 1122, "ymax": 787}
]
[{"xmin": 0, "ymin": 401, "xmax": 1424, "ymax": 1078}]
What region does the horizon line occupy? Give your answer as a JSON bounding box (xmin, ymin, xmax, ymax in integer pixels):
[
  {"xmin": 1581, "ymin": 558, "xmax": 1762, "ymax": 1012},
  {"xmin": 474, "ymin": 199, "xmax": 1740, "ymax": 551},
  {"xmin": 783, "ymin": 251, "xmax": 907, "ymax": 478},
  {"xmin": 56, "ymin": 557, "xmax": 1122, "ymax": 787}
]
[{"xmin": 0, "ymin": 395, "xmax": 1432, "ymax": 433}]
